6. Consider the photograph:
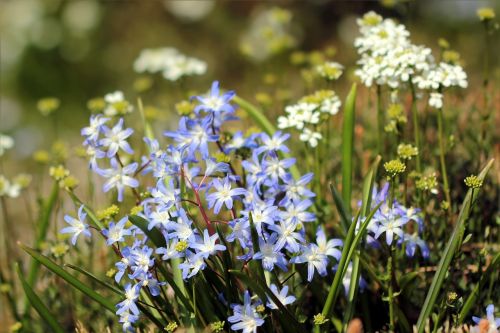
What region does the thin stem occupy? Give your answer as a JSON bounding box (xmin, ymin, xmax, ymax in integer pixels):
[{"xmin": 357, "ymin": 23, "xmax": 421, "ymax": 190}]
[
  {"xmin": 410, "ymin": 80, "xmax": 422, "ymax": 173},
  {"xmin": 437, "ymin": 108, "xmax": 451, "ymax": 209},
  {"xmin": 376, "ymin": 85, "xmax": 384, "ymax": 155},
  {"xmin": 388, "ymin": 244, "xmax": 396, "ymax": 332}
]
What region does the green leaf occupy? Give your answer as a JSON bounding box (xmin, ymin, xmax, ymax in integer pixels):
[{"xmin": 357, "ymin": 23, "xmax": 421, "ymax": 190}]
[
  {"xmin": 342, "ymin": 155, "xmax": 380, "ymax": 329},
  {"xmin": 341, "ymin": 83, "xmax": 357, "ymax": 215},
  {"xmin": 248, "ymin": 212, "xmax": 266, "ymax": 282},
  {"xmin": 233, "ymin": 95, "xmax": 276, "ymax": 135},
  {"xmin": 16, "ymin": 263, "xmax": 65, "ymax": 333},
  {"xmin": 458, "ymin": 252, "xmax": 500, "ymax": 324},
  {"xmin": 27, "ymin": 182, "xmax": 59, "ymax": 287},
  {"xmin": 20, "ymin": 244, "xmax": 116, "ymax": 313},
  {"xmin": 416, "ymin": 159, "xmax": 495, "ymax": 332},
  {"xmin": 128, "ymin": 214, "xmax": 165, "ymax": 247},
  {"xmin": 329, "ymin": 182, "xmax": 351, "ymax": 234},
  {"xmin": 64, "ymin": 264, "xmax": 122, "ymax": 295}
]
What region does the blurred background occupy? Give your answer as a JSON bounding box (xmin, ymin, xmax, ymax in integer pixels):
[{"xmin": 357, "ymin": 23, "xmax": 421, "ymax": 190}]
[{"xmin": 0, "ymin": 0, "xmax": 499, "ymax": 330}]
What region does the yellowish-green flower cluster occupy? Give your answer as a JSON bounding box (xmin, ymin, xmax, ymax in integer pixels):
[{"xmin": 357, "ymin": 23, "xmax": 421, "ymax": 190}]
[
  {"xmin": 175, "ymin": 100, "xmax": 195, "ymax": 116},
  {"xmin": 397, "ymin": 143, "xmax": 418, "ymax": 160},
  {"xmin": 97, "ymin": 204, "xmax": 120, "ymax": 221},
  {"xmin": 464, "ymin": 175, "xmax": 483, "ymax": 189},
  {"xmin": 174, "ymin": 240, "xmax": 189, "ymax": 252},
  {"xmin": 51, "ymin": 242, "xmax": 70, "ymax": 258},
  {"xmin": 164, "ymin": 322, "xmax": 178, "ymax": 332},
  {"xmin": 415, "ymin": 173, "xmax": 438, "ymax": 194},
  {"xmin": 210, "ymin": 321, "xmax": 225, "ymax": 332},
  {"xmin": 477, "ymin": 7, "xmax": 495, "ymax": 21},
  {"xmin": 385, "ymin": 103, "xmax": 407, "ymax": 133},
  {"xmin": 316, "ymin": 61, "xmax": 344, "ymax": 81},
  {"xmin": 133, "ymin": 76, "xmax": 153, "ymax": 93},
  {"xmin": 87, "ymin": 97, "xmax": 106, "ymax": 114},
  {"xmin": 384, "ymin": 159, "xmax": 406, "ymax": 177},
  {"xmin": 37, "ymin": 97, "xmax": 60, "ymax": 116},
  {"xmin": 313, "ymin": 313, "xmax": 329, "ymax": 325},
  {"xmin": 49, "ymin": 165, "xmax": 70, "ymax": 181}
]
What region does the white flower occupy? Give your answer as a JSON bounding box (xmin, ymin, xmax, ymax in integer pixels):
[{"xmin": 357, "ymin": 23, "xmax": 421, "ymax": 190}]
[
  {"xmin": 0, "ymin": 175, "xmax": 20, "ymax": 198},
  {"xmin": 103, "ymin": 91, "xmax": 133, "ymax": 116},
  {"xmin": 428, "ymin": 92, "xmax": 443, "ymax": 109},
  {"xmin": 0, "ymin": 134, "xmax": 14, "ymax": 156},
  {"xmin": 299, "ymin": 128, "xmax": 323, "ymax": 147},
  {"xmin": 133, "ymin": 47, "xmax": 206, "ymax": 81}
]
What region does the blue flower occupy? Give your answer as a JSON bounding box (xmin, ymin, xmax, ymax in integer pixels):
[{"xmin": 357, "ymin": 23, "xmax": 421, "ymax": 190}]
[
  {"xmin": 130, "ymin": 246, "xmax": 154, "ymax": 278},
  {"xmin": 280, "ymin": 199, "xmax": 316, "ymax": 225},
  {"xmin": 255, "ymin": 131, "xmax": 290, "ymax": 155},
  {"xmin": 253, "ymin": 234, "xmax": 288, "ymax": 272},
  {"xmin": 81, "ymin": 114, "xmax": 108, "ymax": 144},
  {"xmin": 118, "ymin": 311, "xmax": 139, "ymax": 332},
  {"xmin": 206, "ymin": 177, "xmax": 247, "ymax": 214},
  {"xmin": 315, "ymin": 227, "xmax": 342, "ymax": 260},
  {"xmin": 372, "ymin": 207, "xmax": 407, "ymax": 246},
  {"xmin": 291, "ymin": 244, "xmax": 328, "ymax": 281},
  {"xmin": 193, "ymin": 81, "xmax": 235, "ymax": 114},
  {"xmin": 400, "ymin": 232, "xmax": 429, "ymax": 259},
  {"xmin": 262, "ymin": 156, "xmax": 296, "ymax": 182},
  {"xmin": 99, "ymin": 118, "xmax": 134, "ymax": 157},
  {"xmin": 280, "ymin": 172, "xmax": 315, "ymax": 205},
  {"xmin": 268, "ymin": 220, "xmax": 304, "ymax": 253},
  {"xmin": 179, "ymin": 250, "xmax": 206, "ymax": 279},
  {"xmin": 97, "ymin": 158, "xmax": 139, "ymax": 202},
  {"xmin": 190, "ymin": 229, "xmax": 226, "ymax": 259},
  {"xmin": 102, "ymin": 216, "xmax": 131, "ymax": 245},
  {"xmin": 60, "ymin": 205, "xmax": 91, "ymax": 245},
  {"xmin": 228, "ymin": 291, "xmax": 265, "ymax": 333},
  {"xmin": 472, "ymin": 304, "xmax": 500, "ymax": 332},
  {"xmin": 266, "ymin": 284, "xmax": 296, "ymax": 310},
  {"xmin": 116, "ymin": 283, "xmax": 140, "ymax": 316},
  {"xmin": 165, "ymin": 208, "xmax": 196, "ymax": 242},
  {"xmin": 164, "ymin": 116, "xmax": 218, "ymax": 158}
]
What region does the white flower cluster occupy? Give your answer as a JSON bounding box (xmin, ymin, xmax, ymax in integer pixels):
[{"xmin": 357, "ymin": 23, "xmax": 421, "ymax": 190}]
[
  {"xmin": 0, "ymin": 174, "xmax": 30, "ymax": 198},
  {"xmin": 354, "ymin": 12, "xmax": 468, "ymax": 108},
  {"xmin": 0, "ymin": 134, "xmax": 14, "ymax": 157},
  {"xmin": 133, "ymin": 47, "xmax": 207, "ymax": 81},
  {"xmin": 278, "ymin": 90, "xmax": 341, "ymax": 147}
]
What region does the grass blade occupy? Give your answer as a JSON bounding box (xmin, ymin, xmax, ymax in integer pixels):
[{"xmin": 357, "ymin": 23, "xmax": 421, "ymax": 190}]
[
  {"xmin": 233, "ymin": 95, "xmax": 276, "ymax": 135},
  {"xmin": 416, "ymin": 158, "xmax": 495, "ymax": 332},
  {"xmin": 20, "ymin": 243, "xmax": 116, "ymax": 313},
  {"xmin": 329, "ymin": 182, "xmax": 351, "ymax": 234},
  {"xmin": 341, "ymin": 83, "xmax": 357, "ymax": 215},
  {"xmin": 457, "ymin": 252, "xmax": 500, "ymax": 324},
  {"xmin": 16, "ymin": 263, "xmax": 65, "ymax": 333}
]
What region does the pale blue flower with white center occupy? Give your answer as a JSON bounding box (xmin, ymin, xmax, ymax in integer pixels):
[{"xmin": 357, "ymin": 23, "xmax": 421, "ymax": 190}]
[
  {"xmin": 281, "ymin": 199, "xmax": 316, "ymax": 225},
  {"xmin": 115, "ymin": 247, "xmax": 132, "ymax": 283},
  {"xmin": 97, "ymin": 158, "xmax": 139, "ymax": 202},
  {"xmin": 228, "ymin": 291, "xmax": 265, "ymax": 333},
  {"xmin": 156, "ymin": 237, "xmax": 183, "ymax": 261},
  {"xmin": 85, "ymin": 145, "xmax": 106, "ymax": 170},
  {"xmin": 81, "ymin": 114, "xmax": 109, "ymax": 144},
  {"xmin": 291, "ymin": 243, "xmax": 328, "ymax": 281},
  {"xmin": 227, "ymin": 218, "xmax": 251, "ymax": 248},
  {"xmin": 400, "ymin": 205, "xmax": 424, "ymax": 231},
  {"xmin": 241, "ymin": 151, "xmax": 264, "ymax": 187},
  {"xmin": 242, "ymin": 201, "xmax": 277, "ymax": 234},
  {"xmin": 206, "ymin": 177, "xmax": 247, "ymax": 214},
  {"xmin": 280, "ymin": 172, "xmax": 315, "ymax": 205},
  {"xmin": 253, "ymin": 234, "xmax": 288, "ymax": 272},
  {"xmin": 255, "ymin": 131, "xmax": 290, "ymax": 155},
  {"xmin": 60, "ymin": 205, "xmax": 91, "ymax": 245},
  {"xmin": 400, "ymin": 232, "xmax": 429, "ymax": 259},
  {"xmin": 99, "ymin": 118, "xmax": 134, "ymax": 157},
  {"xmin": 204, "ymin": 158, "xmax": 229, "ymax": 178},
  {"xmin": 116, "ymin": 283, "xmax": 141, "ymax": 316},
  {"xmin": 266, "ymin": 284, "xmax": 296, "ymax": 310},
  {"xmin": 373, "ymin": 208, "xmax": 407, "ymax": 245},
  {"xmin": 102, "ymin": 216, "xmax": 131, "ymax": 245},
  {"xmin": 166, "ymin": 208, "xmax": 196, "ymax": 242},
  {"xmin": 193, "ymin": 81, "xmax": 235, "ymax": 113},
  {"xmin": 190, "ymin": 229, "xmax": 226, "ymax": 259},
  {"xmin": 262, "ymin": 156, "xmax": 296, "ymax": 182},
  {"xmin": 144, "ymin": 207, "xmax": 172, "ymax": 230},
  {"xmin": 119, "ymin": 311, "xmax": 139, "ymax": 333},
  {"xmin": 472, "ymin": 304, "xmax": 500, "ymax": 333},
  {"xmin": 130, "ymin": 246, "xmax": 154, "ymax": 277},
  {"xmin": 179, "ymin": 250, "xmax": 206, "ymax": 279},
  {"xmin": 316, "ymin": 227, "xmax": 342, "ymax": 260},
  {"xmin": 268, "ymin": 219, "xmax": 304, "ymax": 253}
]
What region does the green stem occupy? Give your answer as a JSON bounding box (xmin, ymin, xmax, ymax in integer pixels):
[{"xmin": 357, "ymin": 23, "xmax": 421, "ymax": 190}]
[
  {"xmin": 437, "ymin": 108, "xmax": 451, "ymax": 208},
  {"xmin": 388, "ymin": 245, "xmax": 395, "ymax": 332},
  {"xmin": 376, "ymin": 85, "xmax": 384, "ymax": 155},
  {"xmin": 410, "ymin": 80, "xmax": 422, "ymax": 173}
]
